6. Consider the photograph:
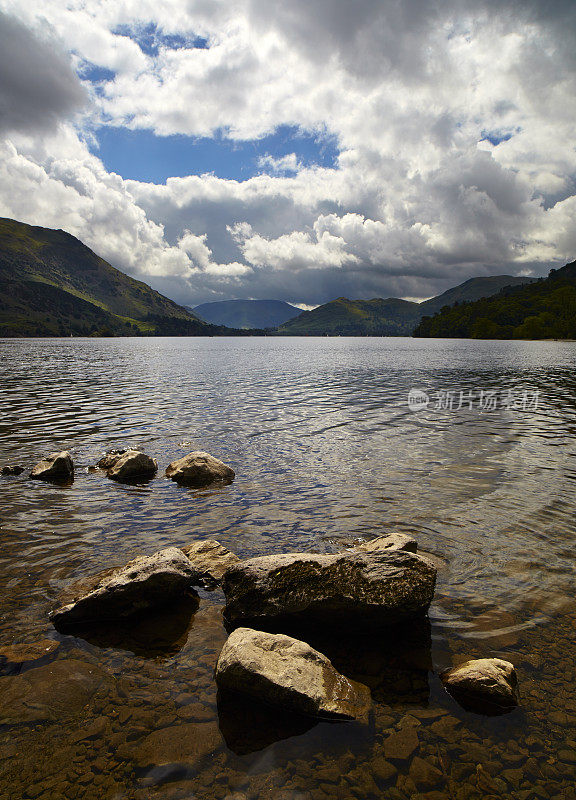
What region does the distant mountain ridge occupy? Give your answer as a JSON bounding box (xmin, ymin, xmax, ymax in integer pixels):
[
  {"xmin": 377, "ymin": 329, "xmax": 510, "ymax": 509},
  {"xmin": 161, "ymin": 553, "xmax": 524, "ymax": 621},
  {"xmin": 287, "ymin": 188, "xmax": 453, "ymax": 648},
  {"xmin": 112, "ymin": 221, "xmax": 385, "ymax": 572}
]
[
  {"xmin": 276, "ymin": 275, "xmax": 535, "ymax": 336},
  {"xmin": 0, "ymin": 218, "xmax": 231, "ymax": 337},
  {"xmin": 413, "ymin": 261, "xmax": 576, "ymax": 339},
  {"xmin": 193, "ymin": 299, "xmax": 299, "ymax": 329},
  {"xmin": 0, "ymin": 216, "xmax": 541, "ymax": 338}
]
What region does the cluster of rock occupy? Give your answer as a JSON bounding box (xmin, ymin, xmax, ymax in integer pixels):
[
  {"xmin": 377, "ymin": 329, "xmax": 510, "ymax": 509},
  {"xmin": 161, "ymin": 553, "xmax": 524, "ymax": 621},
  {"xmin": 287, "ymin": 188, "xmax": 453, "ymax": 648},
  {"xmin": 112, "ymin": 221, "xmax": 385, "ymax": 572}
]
[
  {"xmin": 47, "ymin": 529, "xmax": 519, "ymax": 721},
  {"xmin": 1, "ymin": 449, "xmax": 235, "ymax": 487}
]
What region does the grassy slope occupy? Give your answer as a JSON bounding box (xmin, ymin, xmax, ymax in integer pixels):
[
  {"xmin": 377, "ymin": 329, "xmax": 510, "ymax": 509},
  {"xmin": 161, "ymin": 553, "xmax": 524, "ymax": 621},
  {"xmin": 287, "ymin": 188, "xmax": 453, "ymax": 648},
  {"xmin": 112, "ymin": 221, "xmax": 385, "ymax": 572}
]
[
  {"xmin": 277, "ymin": 297, "xmax": 421, "ymax": 335},
  {"xmin": 413, "ymin": 261, "xmax": 576, "ymax": 339},
  {"xmin": 420, "ymin": 275, "xmax": 535, "ymax": 316},
  {"xmin": 277, "ymin": 276, "xmax": 536, "ymax": 336},
  {"xmin": 0, "ymin": 218, "xmax": 229, "ymax": 337}
]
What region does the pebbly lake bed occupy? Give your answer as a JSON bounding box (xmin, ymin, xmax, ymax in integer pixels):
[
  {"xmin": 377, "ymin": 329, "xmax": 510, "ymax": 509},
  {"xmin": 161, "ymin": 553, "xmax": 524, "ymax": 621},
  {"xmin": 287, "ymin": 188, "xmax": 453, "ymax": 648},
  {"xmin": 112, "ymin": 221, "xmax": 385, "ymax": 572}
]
[{"xmin": 1, "ymin": 335, "xmax": 576, "ymax": 799}]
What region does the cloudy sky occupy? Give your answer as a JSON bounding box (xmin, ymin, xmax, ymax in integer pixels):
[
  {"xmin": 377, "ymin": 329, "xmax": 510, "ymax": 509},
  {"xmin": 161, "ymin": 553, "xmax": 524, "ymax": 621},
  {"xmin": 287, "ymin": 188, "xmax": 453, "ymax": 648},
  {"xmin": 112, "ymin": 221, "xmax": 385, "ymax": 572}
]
[{"xmin": 0, "ymin": 0, "xmax": 575, "ymax": 307}]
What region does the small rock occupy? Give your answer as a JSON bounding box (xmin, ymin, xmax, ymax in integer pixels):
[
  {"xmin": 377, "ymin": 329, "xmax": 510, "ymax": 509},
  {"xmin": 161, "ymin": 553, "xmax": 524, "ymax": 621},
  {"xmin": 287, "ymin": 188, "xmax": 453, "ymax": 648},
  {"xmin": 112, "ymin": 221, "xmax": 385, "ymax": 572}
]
[
  {"xmin": 182, "ymin": 539, "xmax": 240, "ymax": 589},
  {"xmin": 130, "ymin": 721, "xmax": 222, "ymax": 768},
  {"xmin": 382, "ymin": 726, "xmax": 419, "ymax": 761},
  {"xmin": 165, "ymin": 451, "xmax": 235, "ymax": 487},
  {"xmin": 501, "ymin": 767, "xmax": 524, "ymax": 788},
  {"xmin": 372, "ymin": 757, "xmax": 397, "ymax": 782},
  {"xmin": 441, "ymin": 657, "xmax": 519, "ymax": 712},
  {"xmin": 409, "ymin": 756, "xmax": 444, "ymax": 790},
  {"xmin": 558, "ymin": 749, "xmax": 576, "ymax": 764},
  {"xmin": 223, "ymin": 550, "xmax": 436, "ymax": 630},
  {"xmin": 355, "ymin": 532, "xmax": 418, "ymax": 554},
  {"xmin": 215, "ymin": 627, "xmax": 371, "ymax": 721},
  {"xmin": 177, "ymin": 703, "xmax": 213, "ymax": 722},
  {"xmin": 1, "ymin": 465, "xmax": 25, "ymax": 476},
  {"xmin": 429, "ymin": 714, "xmax": 461, "ymax": 738},
  {"xmin": 70, "ymin": 716, "xmax": 108, "ymax": 742},
  {"xmin": 30, "ymin": 451, "xmax": 73, "ymax": 481},
  {"xmin": 106, "ymin": 450, "xmax": 157, "ymax": 481},
  {"xmin": 96, "ymin": 450, "xmax": 127, "ymax": 469},
  {"xmin": 50, "ymin": 547, "xmax": 197, "ymax": 629}
]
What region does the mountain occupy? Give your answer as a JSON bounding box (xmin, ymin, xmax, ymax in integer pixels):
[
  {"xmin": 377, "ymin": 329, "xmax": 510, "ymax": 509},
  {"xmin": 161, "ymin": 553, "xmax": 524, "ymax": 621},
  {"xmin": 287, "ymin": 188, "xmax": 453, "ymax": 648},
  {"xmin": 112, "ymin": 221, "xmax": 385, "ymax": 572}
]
[
  {"xmin": 193, "ymin": 299, "xmax": 300, "ymax": 329},
  {"xmin": 276, "ymin": 297, "xmax": 421, "ymax": 336},
  {"xmin": 413, "ymin": 261, "xmax": 576, "ymax": 339},
  {"xmin": 276, "ymin": 275, "xmax": 535, "ymax": 336},
  {"xmin": 0, "ymin": 218, "xmax": 227, "ymax": 337},
  {"xmin": 418, "ymin": 275, "xmax": 536, "ymax": 317}
]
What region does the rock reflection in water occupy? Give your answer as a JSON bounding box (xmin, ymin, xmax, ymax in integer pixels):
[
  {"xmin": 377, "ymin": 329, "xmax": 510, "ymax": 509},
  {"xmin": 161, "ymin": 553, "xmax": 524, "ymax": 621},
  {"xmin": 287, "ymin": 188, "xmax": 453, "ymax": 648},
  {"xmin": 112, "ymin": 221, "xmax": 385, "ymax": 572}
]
[
  {"xmin": 217, "ymin": 687, "xmax": 318, "ymax": 755},
  {"xmin": 62, "ymin": 595, "xmax": 200, "ymax": 656}
]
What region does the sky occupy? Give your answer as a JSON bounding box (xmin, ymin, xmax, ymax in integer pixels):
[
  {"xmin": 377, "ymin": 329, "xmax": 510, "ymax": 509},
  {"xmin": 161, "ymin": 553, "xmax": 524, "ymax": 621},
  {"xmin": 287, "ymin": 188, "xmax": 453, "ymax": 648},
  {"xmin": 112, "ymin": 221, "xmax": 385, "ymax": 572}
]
[{"xmin": 0, "ymin": 1, "xmax": 575, "ymax": 308}]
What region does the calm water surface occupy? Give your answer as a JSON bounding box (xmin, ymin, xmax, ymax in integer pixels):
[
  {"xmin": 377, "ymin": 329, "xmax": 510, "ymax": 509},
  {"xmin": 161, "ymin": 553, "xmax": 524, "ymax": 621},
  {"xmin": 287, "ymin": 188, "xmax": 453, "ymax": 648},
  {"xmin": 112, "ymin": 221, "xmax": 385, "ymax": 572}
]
[{"xmin": 1, "ymin": 336, "xmax": 576, "ymax": 800}]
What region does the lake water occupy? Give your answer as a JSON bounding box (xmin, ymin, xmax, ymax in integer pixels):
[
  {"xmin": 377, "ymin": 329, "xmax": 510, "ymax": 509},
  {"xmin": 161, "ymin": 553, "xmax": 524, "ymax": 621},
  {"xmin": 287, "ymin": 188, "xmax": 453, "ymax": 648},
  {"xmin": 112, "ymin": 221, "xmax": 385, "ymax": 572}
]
[{"xmin": 1, "ymin": 336, "xmax": 576, "ymax": 800}]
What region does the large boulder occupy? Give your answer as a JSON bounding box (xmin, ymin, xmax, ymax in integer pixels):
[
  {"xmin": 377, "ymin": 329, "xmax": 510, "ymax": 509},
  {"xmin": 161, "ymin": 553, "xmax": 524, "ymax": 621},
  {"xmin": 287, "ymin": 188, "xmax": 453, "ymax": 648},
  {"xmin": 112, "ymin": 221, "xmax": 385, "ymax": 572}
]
[
  {"xmin": 50, "ymin": 547, "xmax": 197, "ymax": 629},
  {"xmin": 223, "ymin": 550, "xmax": 436, "ymax": 630},
  {"xmin": 30, "ymin": 451, "xmax": 74, "ymax": 481},
  {"xmin": 182, "ymin": 539, "xmax": 240, "ymax": 589},
  {"xmin": 441, "ymin": 658, "xmax": 519, "ymax": 712},
  {"xmin": 166, "ymin": 451, "xmax": 235, "ymax": 487},
  {"xmin": 106, "ymin": 450, "xmax": 158, "ymax": 481},
  {"xmin": 215, "ymin": 627, "xmax": 371, "ymax": 721},
  {"xmin": 354, "ymin": 532, "xmax": 418, "ymax": 554}
]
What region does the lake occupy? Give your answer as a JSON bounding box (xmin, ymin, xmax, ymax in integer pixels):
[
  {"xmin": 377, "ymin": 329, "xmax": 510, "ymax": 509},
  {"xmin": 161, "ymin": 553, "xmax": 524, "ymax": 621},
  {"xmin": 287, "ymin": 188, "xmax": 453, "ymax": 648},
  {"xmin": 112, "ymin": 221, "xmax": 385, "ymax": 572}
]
[{"xmin": 1, "ymin": 336, "xmax": 576, "ymax": 800}]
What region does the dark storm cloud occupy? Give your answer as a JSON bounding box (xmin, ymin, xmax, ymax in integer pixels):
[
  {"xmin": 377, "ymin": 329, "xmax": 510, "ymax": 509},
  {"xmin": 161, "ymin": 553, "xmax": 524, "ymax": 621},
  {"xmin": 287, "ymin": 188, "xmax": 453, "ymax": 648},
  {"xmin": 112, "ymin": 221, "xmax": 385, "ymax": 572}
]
[{"xmin": 0, "ymin": 12, "xmax": 86, "ymax": 134}]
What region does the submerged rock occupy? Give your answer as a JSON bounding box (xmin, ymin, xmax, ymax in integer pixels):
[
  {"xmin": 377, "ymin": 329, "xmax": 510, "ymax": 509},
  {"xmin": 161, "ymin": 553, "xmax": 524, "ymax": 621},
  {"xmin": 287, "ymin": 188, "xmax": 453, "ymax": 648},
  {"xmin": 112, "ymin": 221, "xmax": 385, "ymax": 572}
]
[
  {"xmin": 0, "ymin": 639, "xmax": 59, "ymax": 675},
  {"xmin": 1, "ymin": 464, "xmax": 25, "ymax": 476},
  {"xmin": 215, "ymin": 627, "xmax": 371, "ymax": 721},
  {"xmin": 182, "ymin": 539, "xmax": 240, "ymax": 589},
  {"xmin": 106, "ymin": 449, "xmax": 158, "ymax": 481},
  {"xmin": 130, "ymin": 721, "xmax": 223, "ymax": 769},
  {"xmin": 96, "ymin": 449, "xmax": 127, "ymax": 470},
  {"xmin": 355, "ymin": 532, "xmax": 418, "ymax": 554},
  {"xmin": 441, "ymin": 657, "xmax": 519, "ymax": 712},
  {"xmin": 165, "ymin": 451, "xmax": 235, "ymax": 487},
  {"xmin": 0, "ymin": 658, "xmax": 111, "ymax": 724},
  {"xmin": 30, "ymin": 451, "xmax": 74, "ymax": 481},
  {"xmin": 223, "ymin": 550, "xmax": 436, "ymax": 630},
  {"xmin": 50, "ymin": 547, "xmax": 197, "ymax": 629}
]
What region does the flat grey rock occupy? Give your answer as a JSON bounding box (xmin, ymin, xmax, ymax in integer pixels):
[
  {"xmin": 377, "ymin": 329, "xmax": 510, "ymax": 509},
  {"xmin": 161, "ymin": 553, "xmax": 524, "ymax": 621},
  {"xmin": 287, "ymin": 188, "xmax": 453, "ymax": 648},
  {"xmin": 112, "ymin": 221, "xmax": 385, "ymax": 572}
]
[
  {"xmin": 441, "ymin": 658, "xmax": 519, "ymax": 711},
  {"xmin": 30, "ymin": 451, "xmax": 73, "ymax": 481},
  {"xmin": 50, "ymin": 547, "xmax": 197, "ymax": 629},
  {"xmin": 166, "ymin": 451, "xmax": 235, "ymax": 487},
  {"xmin": 223, "ymin": 550, "xmax": 436, "ymax": 630},
  {"xmin": 182, "ymin": 539, "xmax": 240, "ymax": 589},
  {"xmin": 354, "ymin": 532, "xmax": 418, "ymax": 553},
  {"xmin": 216, "ymin": 627, "xmax": 371, "ymax": 721},
  {"xmin": 106, "ymin": 449, "xmax": 157, "ymax": 481}
]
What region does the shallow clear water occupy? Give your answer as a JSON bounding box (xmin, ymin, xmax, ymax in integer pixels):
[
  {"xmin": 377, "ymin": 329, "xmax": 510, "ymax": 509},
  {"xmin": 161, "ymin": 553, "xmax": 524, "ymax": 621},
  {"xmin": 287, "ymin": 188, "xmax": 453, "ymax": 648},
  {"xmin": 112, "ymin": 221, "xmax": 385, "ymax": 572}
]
[{"xmin": 1, "ymin": 336, "xmax": 576, "ymax": 799}]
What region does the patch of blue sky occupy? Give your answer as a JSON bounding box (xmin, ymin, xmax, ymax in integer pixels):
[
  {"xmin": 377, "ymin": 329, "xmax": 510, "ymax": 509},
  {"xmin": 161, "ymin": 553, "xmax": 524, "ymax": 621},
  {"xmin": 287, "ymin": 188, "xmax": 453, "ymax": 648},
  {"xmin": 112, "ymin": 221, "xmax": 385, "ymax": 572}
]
[
  {"xmin": 112, "ymin": 21, "xmax": 209, "ymax": 56},
  {"xmin": 89, "ymin": 124, "xmax": 339, "ymax": 183},
  {"xmin": 480, "ymin": 129, "xmax": 517, "ymax": 146}
]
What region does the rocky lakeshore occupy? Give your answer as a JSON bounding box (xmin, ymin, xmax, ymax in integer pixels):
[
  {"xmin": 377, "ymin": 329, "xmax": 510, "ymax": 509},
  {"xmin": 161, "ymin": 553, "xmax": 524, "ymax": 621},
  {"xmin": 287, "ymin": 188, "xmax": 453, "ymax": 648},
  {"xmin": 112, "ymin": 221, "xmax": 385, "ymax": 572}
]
[{"xmin": 1, "ymin": 446, "xmax": 528, "ymax": 800}]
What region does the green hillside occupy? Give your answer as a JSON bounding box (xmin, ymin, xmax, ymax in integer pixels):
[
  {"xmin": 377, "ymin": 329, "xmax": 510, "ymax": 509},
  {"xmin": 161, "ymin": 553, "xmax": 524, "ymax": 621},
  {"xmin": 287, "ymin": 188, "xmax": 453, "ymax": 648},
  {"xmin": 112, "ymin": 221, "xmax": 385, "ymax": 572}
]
[
  {"xmin": 413, "ymin": 261, "xmax": 576, "ymax": 339},
  {"xmin": 419, "ymin": 275, "xmax": 535, "ymax": 317},
  {"xmin": 0, "ymin": 218, "xmax": 225, "ymax": 337},
  {"xmin": 276, "ymin": 276, "xmax": 534, "ymax": 336},
  {"xmin": 277, "ymin": 297, "xmax": 421, "ymax": 336}
]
